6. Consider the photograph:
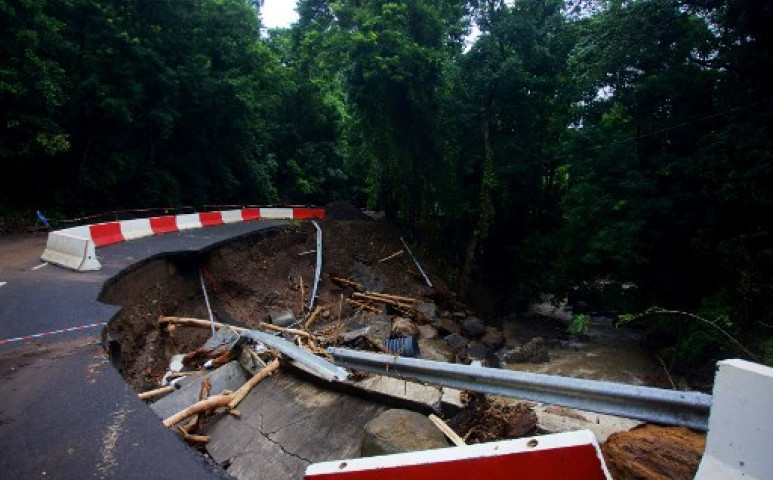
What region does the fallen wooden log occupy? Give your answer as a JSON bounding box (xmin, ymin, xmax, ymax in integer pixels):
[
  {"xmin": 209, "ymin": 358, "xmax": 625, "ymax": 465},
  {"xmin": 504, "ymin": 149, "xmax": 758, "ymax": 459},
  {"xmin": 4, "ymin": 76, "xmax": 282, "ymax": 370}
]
[
  {"xmin": 352, "ymin": 292, "xmax": 415, "ymax": 309},
  {"xmin": 158, "ymin": 316, "xmax": 312, "ymax": 339},
  {"xmin": 139, "ymin": 386, "xmax": 174, "ymax": 400},
  {"xmin": 361, "ymin": 291, "xmax": 418, "ymax": 304}
]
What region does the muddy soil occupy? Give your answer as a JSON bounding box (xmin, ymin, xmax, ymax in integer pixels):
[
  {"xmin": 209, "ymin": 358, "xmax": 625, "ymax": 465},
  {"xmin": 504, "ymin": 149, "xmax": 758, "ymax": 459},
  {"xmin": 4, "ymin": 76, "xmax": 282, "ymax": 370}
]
[
  {"xmin": 200, "ymin": 220, "xmax": 443, "ymax": 330},
  {"xmin": 104, "ymin": 220, "xmax": 452, "ymax": 391}
]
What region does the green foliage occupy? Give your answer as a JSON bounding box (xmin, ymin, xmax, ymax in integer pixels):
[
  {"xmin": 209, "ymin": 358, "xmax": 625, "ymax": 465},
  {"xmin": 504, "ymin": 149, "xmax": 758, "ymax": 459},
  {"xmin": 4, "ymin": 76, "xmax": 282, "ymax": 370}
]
[
  {"xmin": 568, "ymin": 313, "xmax": 590, "ymax": 336},
  {"xmin": 2, "ymin": 0, "xmax": 771, "ymax": 364}
]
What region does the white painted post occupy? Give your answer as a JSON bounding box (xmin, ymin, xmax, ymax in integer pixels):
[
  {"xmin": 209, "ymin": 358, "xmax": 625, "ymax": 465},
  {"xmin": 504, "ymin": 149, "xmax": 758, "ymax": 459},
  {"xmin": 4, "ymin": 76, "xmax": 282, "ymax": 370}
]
[{"xmin": 695, "ymin": 359, "xmax": 773, "ymax": 480}]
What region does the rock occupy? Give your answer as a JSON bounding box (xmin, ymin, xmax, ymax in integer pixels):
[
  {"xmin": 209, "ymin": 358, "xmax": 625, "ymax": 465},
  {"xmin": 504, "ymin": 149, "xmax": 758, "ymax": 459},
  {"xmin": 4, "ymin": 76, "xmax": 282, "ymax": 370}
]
[
  {"xmin": 444, "ymin": 333, "xmax": 469, "ymax": 352},
  {"xmin": 417, "ymin": 324, "xmax": 438, "ymax": 340},
  {"xmin": 481, "ymin": 327, "xmax": 505, "ymax": 350},
  {"xmin": 418, "ymin": 338, "xmax": 455, "ymax": 362},
  {"xmin": 498, "ymin": 337, "xmax": 549, "ymax": 364},
  {"xmin": 202, "ymin": 326, "xmax": 242, "ymax": 352},
  {"xmin": 269, "ymin": 309, "xmax": 296, "ymax": 328},
  {"xmin": 437, "ymin": 317, "xmax": 461, "ymax": 336},
  {"xmin": 601, "ymin": 424, "xmax": 706, "ymax": 480},
  {"xmin": 339, "ymin": 327, "xmax": 372, "ymax": 343},
  {"xmin": 415, "ymin": 302, "xmax": 438, "ymax": 320},
  {"xmin": 361, "ymin": 409, "xmax": 449, "ymax": 457},
  {"xmin": 461, "ymin": 317, "xmax": 486, "ymax": 338},
  {"xmin": 452, "ymin": 311, "xmax": 466, "ymax": 320},
  {"xmin": 392, "ymin": 317, "xmax": 420, "ymax": 338},
  {"xmin": 365, "ymin": 315, "xmax": 392, "ymax": 343},
  {"xmin": 352, "ymin": 262, "xmax": 384, "ymax": 292},
  {"xmin": 467, "ymin": 341, "xmax": 491, "ymax": 361}
]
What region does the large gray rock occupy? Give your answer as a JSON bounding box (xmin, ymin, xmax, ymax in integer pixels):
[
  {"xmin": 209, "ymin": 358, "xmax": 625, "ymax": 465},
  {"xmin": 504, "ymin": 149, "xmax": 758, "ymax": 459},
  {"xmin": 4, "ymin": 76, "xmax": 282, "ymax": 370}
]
[
  {"xmin": 467, "ymin": 341, "xmax": 491, "ymax": 361},
  {"xmin": 419, "ymin": 338, "xmax": 455, "ymax": 363},
  {"xmin": 481, "ymin": 327, "xmax": 505, "ymax": 350},
  {"xmin": 392, "ymin": 317, "xmax": 420, "ymax": 338},
  {"xmin": 361, "ymin": 409, "xmax": 449, "ymax": 457},
  {"xmin": 415, "ymin": 302, "xmax": 438, "ymax": 320},
  {"xmin": 461, "ymin": 317, "xmax": 486, "ymax": 338},
  {"xmin": 444, "ymin": 333, "xmax": 469, "ymax": 352},
  {"xmin": 269, "ymin": 309, "xmax": 296, "ymax": 328},
  {"xmin": 498, "ymin": 337, "xmax": 549, "ymax": 364},
  {"xmin": 437, "ymin": 317, "xmax": 461, "ymax": 336},
  {"xmin": 418, "ymin": 325, "xmax": 439, "ymax": 340}
]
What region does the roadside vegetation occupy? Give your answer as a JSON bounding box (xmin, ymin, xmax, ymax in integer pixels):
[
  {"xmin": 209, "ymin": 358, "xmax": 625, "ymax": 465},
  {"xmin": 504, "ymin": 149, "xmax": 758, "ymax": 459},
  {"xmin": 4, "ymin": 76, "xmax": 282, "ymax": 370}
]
[{"xmin": 2, "ymin": 0, "xmax": 771, "ymax": 368}]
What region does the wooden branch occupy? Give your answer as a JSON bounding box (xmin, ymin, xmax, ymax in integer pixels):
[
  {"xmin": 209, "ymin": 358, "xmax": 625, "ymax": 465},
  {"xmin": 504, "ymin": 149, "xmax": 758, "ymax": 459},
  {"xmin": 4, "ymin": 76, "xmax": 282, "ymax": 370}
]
[
  {"xmin": 429, "ymin": 414, "xmax": 466, "ymax": 446},
  {"xmin": 303, "ymin": 306, "xmax": 324, "ymax": 330},
  {"xmin": 345, "ymin": 298, "xmax": 381, "ymax": 314},
  {"xmin": 158, "ymin": 316, "xmax": 311, "ymax": 339},
  {"xmin": 331, "ymin": 276, "xmax": 363, "ymax": 291},
  {"xmin": 378, "ymin": 250, "xmax": 404, "ymax": 263},
  {"xmin": 362, "ymin": 291, "xmax": 418, "ymax": 304},
  {"xmin": 352, "ymin": 292, "xmax": 415, "ymax": 309},
  {"xmin": 139, "ymin": 386, "xmax": 174, "ymax": 400},
  {"xmin": 228, "ymin": 358, "xmax": 280, "ymax": 409},
  {"xmin": 163, "ymin": 394, "xmax": 233, "ymax": 427}
]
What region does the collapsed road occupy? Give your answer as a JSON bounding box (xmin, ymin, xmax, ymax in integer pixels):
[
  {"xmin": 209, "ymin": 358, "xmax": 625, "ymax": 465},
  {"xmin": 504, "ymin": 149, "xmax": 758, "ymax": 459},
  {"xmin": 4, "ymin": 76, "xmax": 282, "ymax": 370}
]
[{"xmin": 0, "ymin": 220, "xmax": 282, "ymax": 479}]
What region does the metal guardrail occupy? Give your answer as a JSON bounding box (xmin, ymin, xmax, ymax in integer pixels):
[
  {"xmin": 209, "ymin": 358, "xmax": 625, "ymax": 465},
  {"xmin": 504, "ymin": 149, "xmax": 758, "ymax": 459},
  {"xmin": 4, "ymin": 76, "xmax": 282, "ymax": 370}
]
[
  {"xmin": 243, "ymin": 330, "xmax": 349, "ymax": 382},
  {"xmin": 327, "ymin": 348, "xmax": 713, "ymax": 430}
]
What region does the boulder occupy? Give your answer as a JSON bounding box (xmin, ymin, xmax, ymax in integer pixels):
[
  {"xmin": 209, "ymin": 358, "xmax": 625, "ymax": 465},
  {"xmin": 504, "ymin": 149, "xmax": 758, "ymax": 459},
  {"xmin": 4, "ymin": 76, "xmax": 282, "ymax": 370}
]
[
  {"xmin": 269, "ymin": 309, "xmax": 296, "ymax": 328},
  {"xmin": 417, "ymin": 324, "xmax": 439, "ymax": 340},
  {"xmin": 415, "ymin": 302, "xmax": 438, "ymax": 320},
  {"xmin": 437, "ymin": 317, "xmax": 461, "ymax": 336},
  {"xmin": 392, "ymin": 317, "xmax": 420, "ymax": 338},
  {"xmin": 418, "ymin": 338, "xmax": 455, "ymax": 363},
  {"xmin": 444, "ymin": 333, "xmax": 469, "ymax": 352},
  {"xmin": 498, "ymin": 337, "xmax": 549, "ymax": 364},
  {"xmin": 467, "ymin": 341, "xmax": 491, "ymax": 361},
  {"xmin": 601, "ymin": 424, "xmax": 706, "ymax": 480},
  {"xmin": 481, "ymin": 327, "xmax": 505, "ymax": 350},
  {"xmin": 461, "ymin": 317, "xmax": 486, "ymax": 338},
  {"xmin": 361, "ymin": 409, "xmax": 449, "ymax": 457}
]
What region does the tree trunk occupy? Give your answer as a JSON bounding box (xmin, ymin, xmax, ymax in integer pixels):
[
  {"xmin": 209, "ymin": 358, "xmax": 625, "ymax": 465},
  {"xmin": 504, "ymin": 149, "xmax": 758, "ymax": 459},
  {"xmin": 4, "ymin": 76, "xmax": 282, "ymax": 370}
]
[{"xmin": 459, "ymin": 89, "xmax": 497, "ymax": 299}]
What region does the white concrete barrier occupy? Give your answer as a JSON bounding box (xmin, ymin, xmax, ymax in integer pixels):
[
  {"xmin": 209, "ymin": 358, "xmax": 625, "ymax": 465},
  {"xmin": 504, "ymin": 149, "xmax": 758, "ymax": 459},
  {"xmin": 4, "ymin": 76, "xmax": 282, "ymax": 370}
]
[
  {"xmin": 41, "ymin": 231, "xmax": 101, "ymax": 271},
  {"xmin": 260, "ymin": 207, "xmax": 294, "ymax": 219},
  {"xmin": 221, "ymin": 209, "xmax": 244, "ymax": 224},
  {"xmin": 175, "ymin": 213, "xmax": 202, "ymax": 231},
  {"xmin": 119, "ymin": 218, "xmax": 153, "ymax": 241},
  {"xmin": 696, "ymin": 359, "xmax": 773, "ymax": 480}
]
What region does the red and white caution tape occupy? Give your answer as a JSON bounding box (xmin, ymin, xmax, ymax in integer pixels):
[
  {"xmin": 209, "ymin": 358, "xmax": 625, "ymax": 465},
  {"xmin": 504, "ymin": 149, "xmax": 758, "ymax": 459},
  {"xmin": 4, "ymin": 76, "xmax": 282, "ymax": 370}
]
[{"xmin": 0, "ymin": 322, "xmax": 106, "ymax": 345}]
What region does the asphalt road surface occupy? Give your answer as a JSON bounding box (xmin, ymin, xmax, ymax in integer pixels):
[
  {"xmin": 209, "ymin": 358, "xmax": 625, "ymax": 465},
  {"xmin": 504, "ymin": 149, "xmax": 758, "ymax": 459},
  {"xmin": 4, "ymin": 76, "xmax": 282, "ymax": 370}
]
[{"xmin": 0, "ymin": 221, "xmax": 281, "ymax": 479}]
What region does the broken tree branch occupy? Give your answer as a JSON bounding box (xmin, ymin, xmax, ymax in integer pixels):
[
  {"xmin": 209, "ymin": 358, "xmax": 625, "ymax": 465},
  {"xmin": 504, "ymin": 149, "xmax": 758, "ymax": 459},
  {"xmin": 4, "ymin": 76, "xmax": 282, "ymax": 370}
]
[
  {"xmin": 428, "ymin": 414, "xmax": 466, "ymax": 447},
  {"xmin": 228, "ymin": 358, "xmax": 280, "ymax": 409},
  {"xmin": 139, "ymin": 385, "xmax": 174, "ymax": 400},
  {"xmin": 331, "ymin": 276, "xmax": 363, "ymax": 291},
  {"xmin": 158, "ymin": 316, "xmax": 312, "ymax": 339},
  {"xmin": 304, "ymin": 305, "xmax": 324, "ymax": 330},
  {"xmin": 378, "ymin": 250, "xmax": 404, "ymax": 263},
  {"xmin": 345, "ymin": 298, "xmax": 381, "ymax": 314},
  {"xmin": 163, "ymin": 394, "xmax": 233, "ymax": 428}
]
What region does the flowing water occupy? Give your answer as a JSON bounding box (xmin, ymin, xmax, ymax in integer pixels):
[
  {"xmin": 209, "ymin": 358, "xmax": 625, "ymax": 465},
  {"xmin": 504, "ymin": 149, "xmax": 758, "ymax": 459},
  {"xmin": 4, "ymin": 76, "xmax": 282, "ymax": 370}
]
[{"xmin": 502, "ymin": 300, "xmax": 654, "ymax": 386}]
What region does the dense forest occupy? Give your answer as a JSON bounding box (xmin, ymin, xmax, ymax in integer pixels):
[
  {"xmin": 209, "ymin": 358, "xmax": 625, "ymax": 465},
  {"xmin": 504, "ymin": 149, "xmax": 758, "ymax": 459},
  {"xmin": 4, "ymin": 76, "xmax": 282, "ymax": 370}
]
[{"xmin": 2, "ymin": 0, "xmax": 771, "ymax": 366}]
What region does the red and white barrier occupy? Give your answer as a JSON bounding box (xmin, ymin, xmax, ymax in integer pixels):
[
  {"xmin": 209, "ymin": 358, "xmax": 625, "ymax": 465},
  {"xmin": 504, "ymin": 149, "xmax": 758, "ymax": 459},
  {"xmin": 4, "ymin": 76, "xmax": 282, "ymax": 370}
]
[
  {"xmin": 41, "ymin": 207, "xmax": 326, "ymax": 271},
  {"xmin": 304, "ymin": 430, "xmax": 611, "ymax": 480}
]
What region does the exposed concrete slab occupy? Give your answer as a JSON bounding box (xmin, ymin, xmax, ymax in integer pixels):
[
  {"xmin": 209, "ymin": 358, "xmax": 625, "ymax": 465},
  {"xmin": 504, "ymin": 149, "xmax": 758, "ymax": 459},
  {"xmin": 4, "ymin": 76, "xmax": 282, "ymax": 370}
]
[
  {"xmin": 204, "ymin": 372, "xmax": 387, "ymax": 479},
  {"xmin": 151, "ymin": 361, "xmax": 248, "ymax": 420}
]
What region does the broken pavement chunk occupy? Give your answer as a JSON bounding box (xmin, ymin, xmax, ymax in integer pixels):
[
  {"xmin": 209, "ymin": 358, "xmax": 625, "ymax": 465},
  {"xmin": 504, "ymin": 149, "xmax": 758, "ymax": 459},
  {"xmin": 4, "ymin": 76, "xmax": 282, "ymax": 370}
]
[
  {"xmin": 361, "ymin": 409, "xmax": 449, "ymax": 457},
  {"xmin": 151, "ymin": 361, "xmax": 249, "ymax": 420}
]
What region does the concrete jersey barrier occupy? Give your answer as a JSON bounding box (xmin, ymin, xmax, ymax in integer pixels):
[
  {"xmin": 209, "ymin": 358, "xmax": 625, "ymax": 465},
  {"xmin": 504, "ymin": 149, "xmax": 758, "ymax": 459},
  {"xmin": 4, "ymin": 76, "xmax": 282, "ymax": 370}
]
[{"xmin": 41, "ymin": 206, "xmax": 326, "ymax": 272}]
